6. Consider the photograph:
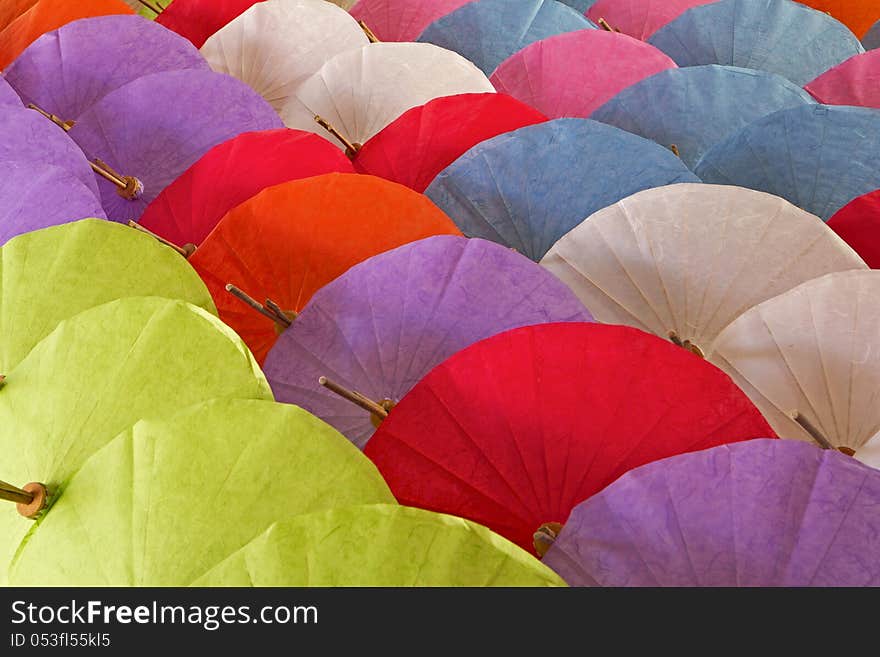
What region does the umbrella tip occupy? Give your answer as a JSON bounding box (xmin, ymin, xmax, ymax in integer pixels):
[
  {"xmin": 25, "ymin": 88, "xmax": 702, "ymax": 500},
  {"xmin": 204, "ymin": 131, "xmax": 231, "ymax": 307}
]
[
  {"xmin": 533, "ymin": 522, "xmax": 563, "ymax": 558},
  {"xmin": 318, "ymin": 376, "xmax": 328, "ymax": 386},
  {"xmin": 17, "ymin": 482, "xmax": 49, "ymax": 519},
  {"xmin": 0, "ymin": 374, "xmax": 5, "ymax": 389}
]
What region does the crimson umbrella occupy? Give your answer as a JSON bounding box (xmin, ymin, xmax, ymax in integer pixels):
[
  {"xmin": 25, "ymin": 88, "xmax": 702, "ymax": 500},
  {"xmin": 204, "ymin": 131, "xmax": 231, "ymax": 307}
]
[
  {"xmin": 805, "ymin": 49, "xmax": 880, "ymax": 110},
  {"xmin": 827, "ymin": 189, "xmax": 880, "ymax": 268},
  {"xmin": 264, "ymin": 235, "xmax": 593, "ymax": 448},
  {"xmin": 4, "ymin": 15, "xmax": 209, "ymax": 122},
  {"xmin": 352, "ymin": 93, "xmax": 546, "ymax": 192},
  {"xmin": 68, "ymin": 68, "xmax": 282, "ymax": 223},
  {"xmin": 156, "ymin": 0, "xmax": 259, "ymax": 48},
  {"xmin": 139, "ymin": 129, "xmax": 354, "ymax": 248},
  {"xmin": 364, "ymin": 322, "xmax": 775, "ymax": 553},
  {"xmin": 543, "ymin": 439, "xmax": 880, "ymax": 586}
]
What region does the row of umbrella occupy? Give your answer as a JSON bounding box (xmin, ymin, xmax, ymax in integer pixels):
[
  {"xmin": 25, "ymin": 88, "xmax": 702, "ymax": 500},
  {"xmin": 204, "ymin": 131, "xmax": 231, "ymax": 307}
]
[{"xmin": 0, "ymin": 0, "xmax": 878, "ymax": 587}]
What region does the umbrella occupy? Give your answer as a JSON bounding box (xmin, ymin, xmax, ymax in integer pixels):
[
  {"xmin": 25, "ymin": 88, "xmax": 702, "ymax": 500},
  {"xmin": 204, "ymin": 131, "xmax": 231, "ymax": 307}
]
[
  {"xmin": 425, "ymin": 118, "xmax": 699, "ymax": 261},
  {"xmin": 155, "ymin": 0, "xmax": 260, "ymax": 48},
  {"xmin": 352, "ymin": 93, "xmax": 546, "ymax": 193},
  {"xmin": 710, "ymin": 270, "xmax": 880, "ymax": 454},
  {"xmin": 139, "ymin": 129, "xmax": 355, "ymax": 248},
  {"xmin": 364, "ymin": 322, "xmax": 775, "ymax": 553},
  {"xmin": 0, "ymin": 161, "xmax": 106, "ymax": 246},
  {"xmin": 543, "ymin": 439, "xmax": 880, "ymax": 586},
  {"xmin": 5, "ymin": 398, "xmax": 394, "ymax": 585},
  {"xmin": 195, "ymin": 505, "xmax": 566, "ymax": 587},
  {"xmin": 541, "ymin": 183, "xmax": 867, "ymax": 354},
  {"xmin": 0, "ymin": 218, "xmax": 215, "ymax": 372},
  {"xmin": 490, "ymin": 29, "xmax": 676, "ymax": 119},
  {"xmin": 263, "ymin": 235, "xmax": 593, "ymax": 449},
  {"xmin": 795, "ymin": 0, "xmax": 879, "ymax": 39},
  {"xmin": 67, "ymin": 68, "xmax": 282, "ymax": 223},
  {"xmin": 865, "ymin": 19, "xmax": 880, "ymax": 49},
  {"xmin": 827, "ymin": 189, "xmax": 880, "ymax": 268},
  {"xmin": 647, "ymin": 0, "xmax": 864, "ymax": 87},
  {"xmin": 804, "ymin": 49, "xmax": 880, "ymax": 109},
  {"xmin": 0, "ymin": 296, "xmax": 273, "ymax": 584},
  {"xmin": 0, "ymin": 0, "xmax": 135, "ymax": 71},
  {"xmin": 4, "ymin": 15, "xmax": 209, "ymax": 122},
  {"xmin": 0, "ymin": 78, "xmax": 20, "ymax": 106},
  {"xmin": 0, "ymin": 106, "xmax": 99, "ymax": 195},
  {"xmin": 199, "ymin": 0, "xmax": 368, "ymax": 113},
  {"xmin": 280, "ymin": 42, "xmax": 495, "ymax": 151},
  {"xmin": 590, "ymin": 65, "xmax": 815, "ymax": 169},
  {"xmin": 189, "ymin": 173, "xmax": 462, "ymax": 364},
  {"xmin": 416, "ymin": 0, "xmax": 596, "ymax": 76},
  {"xmin": 349, "ymin": 0, "xmax": 472, "ymax": 42},
  {"xmin": 586, "ymin": 0, "xmax": 715, "ymax": 40},
  {"xmin": 695, "ymin": 104, "xmax": 880, "ymax": 221}
]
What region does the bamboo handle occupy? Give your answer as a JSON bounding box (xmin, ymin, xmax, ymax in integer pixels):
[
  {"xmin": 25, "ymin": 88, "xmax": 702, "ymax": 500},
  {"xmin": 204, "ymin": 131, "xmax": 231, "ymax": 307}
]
[
  {"xmin": 225, "ymin": 285, "xmax": 293, "ymax": 329},
  {"xmin": 0, "ymin": 481, "xmax": 48, "ymax": 519},
  {"xmin": 127, "ymin": 221, "xmax": 195, "ymax": 258},
  {"xmin": 789, "ymin": 411, "xmax": 834, "ymax": 450},
  {"xmin": 358, "ymin": 20, "xmax": 380, "ymax": 43},
  {"xmin": 313, "ymin": 115, "xmax": 361, "ymax": 157},
  {"xmin": 318, "ymin": 376, "xmax": 389, "ymax": 420}
]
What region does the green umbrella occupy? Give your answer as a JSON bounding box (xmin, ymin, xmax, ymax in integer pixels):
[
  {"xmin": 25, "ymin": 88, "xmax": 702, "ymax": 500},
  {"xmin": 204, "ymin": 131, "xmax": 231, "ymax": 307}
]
[
  {"xmin": 0, "ymin": 296, "xmax": 271, "ymax": 584},
  {"xmin": 195, "ymin": 504, "xmax": 566, "ymax": 587},
  {"xmin": 0, "ymin": 219, "xmax": 214, "ymax": 372},
  {"xmin": 8, "ymin": 399, "xmax": 394, "ymax": 586}
]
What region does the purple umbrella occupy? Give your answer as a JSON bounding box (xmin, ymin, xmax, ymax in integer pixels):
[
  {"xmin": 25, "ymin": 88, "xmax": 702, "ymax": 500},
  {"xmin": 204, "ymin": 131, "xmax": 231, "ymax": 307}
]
[
  {"xmin": 263, "ymin": 235, "xmax": 593, "ymax": 448},
  {"xmin": 0, "ymin": 161, "xmax": 106, "ymax": 246},
  {"xmin": 0, "ymin": 78, "xmax": 20, "ymax": 107},
  {"xmin": 68, "ymin": 69, "xmax": 283, "ymax": 223},
  {"xmin": 544, "ymin": 439, "xmax": 880, "ymax": 587},
  {"xmin": 3, "ymin": 15, "xmax": 210, "ymax": 123},
  {"xmin": 0, "ymin": 107, "xmax": 98, "ymax": 196}
]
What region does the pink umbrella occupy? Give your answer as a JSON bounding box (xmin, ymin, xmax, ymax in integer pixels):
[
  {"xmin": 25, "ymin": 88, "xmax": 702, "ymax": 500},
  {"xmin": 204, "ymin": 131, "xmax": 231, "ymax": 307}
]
[
  {"xmin": 349, "ymin": 0, "xmax": 472, "ymax": 42},
  {"xmin": 490, "ymin": 29, "xmax": 676, "ymax": 118},
  {"xmin": 587, "ymin": 0, "xmax": 716, "ymax": 40},
  {"xmin": 805, "ymin": 49, "xmax": 880, "ymax": 109}
]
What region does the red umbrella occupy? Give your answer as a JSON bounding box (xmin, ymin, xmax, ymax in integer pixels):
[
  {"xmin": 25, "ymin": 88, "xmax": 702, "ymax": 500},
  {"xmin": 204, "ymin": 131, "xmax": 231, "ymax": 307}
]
[
  {"xmin": 364, "ymin": 322, "xmax": 776, "ymax": 554},
  {"xmin": 353, "ymin": 93, "xmax": 546, "ymax": 193},
  {"xmin": 827, "ymin": 189, "xmax": 880, "ymax": 268},
  {"xmin": 139, "ymin": 129, "xmax": 354, "ymax": 248},
  {"xmin": 156, "ymin": 0, "xmax": 258, "ymax": 48}
]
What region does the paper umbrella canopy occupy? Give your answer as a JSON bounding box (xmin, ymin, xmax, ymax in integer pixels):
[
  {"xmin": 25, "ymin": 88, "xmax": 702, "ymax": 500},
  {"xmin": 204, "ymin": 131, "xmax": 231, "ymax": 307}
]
[
  {"xmin": 543, "ymin": 439, "xmax": 880, "ymax": 586},
  {"xmin": 0, "ymin": 219, "xmax": 214, "ymax": 372},
  {"xmin": 0, "ymin": 296, "xmax": 272, "ymax": 583},
  {"xmin": 365, "ymin": 322, "xmax": 775, "ymax": 553},
  {"xmin": 540, "ymin": 183, "xmax": 867, "ymax": 353},
  {"xmin": 710, "ymin": 270, "xmax": 880, "ymax": 457},
  {"xmin": 5, "ymin": 399, "xmax": 395, "ymax": 585},
  {"xmin": 263, "ymin": 235, "xmax": 593, "ymax": 448}
]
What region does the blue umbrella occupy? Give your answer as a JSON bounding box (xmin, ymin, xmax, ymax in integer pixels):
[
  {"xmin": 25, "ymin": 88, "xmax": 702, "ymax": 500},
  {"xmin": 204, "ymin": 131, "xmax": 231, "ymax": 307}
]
[
  {"xmin": 865, "ymin": 19, "xmax": 880, "ymax": 50},
  {"xmin": 424, "ymin": 118, "xmax": 700, "ymax": 261},
  {"xmin": 558, "ymin": 0, "xmax": 598, "ymax": 12},
  {"xmin": 648, "ymin": 0, "xmax": 864, "ymax": 86},
  {"xmin": 590, "ymin": 65, "xmax": 816, "ymax": 169},
  {"xmin": 417, "ymin": 0, "xmax": 596, "ymax": 76},
  {"xmin": 0, "ymin": 107, "xmax": 99, "ymax": 197},
  {"xmin": 695, "ymin": 104, "xmax": 880, "ymax": 221}
]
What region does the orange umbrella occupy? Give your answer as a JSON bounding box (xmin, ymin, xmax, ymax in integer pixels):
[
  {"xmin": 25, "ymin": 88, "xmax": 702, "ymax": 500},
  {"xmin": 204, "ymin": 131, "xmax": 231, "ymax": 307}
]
[
  {"xmin": 0, "ymin": 0, "xmax": 37, "ymax": 35},
  {"xmin": 0, "ymin": 0, "xmax": 134, "ymax": 71},
  {"xmin": 796, "ymin": 0, "xmax": 878, "ymax": 38},
  {"xmin": 188, "ymin": 173, "xmax": 462, "ymax": 363}
]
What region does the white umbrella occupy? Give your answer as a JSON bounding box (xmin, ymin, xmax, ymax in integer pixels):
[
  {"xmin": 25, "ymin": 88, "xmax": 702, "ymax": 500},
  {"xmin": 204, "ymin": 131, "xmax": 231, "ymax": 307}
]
[
  {"xmin": 280, "ymin": 42, "xmax": 495, "ymax": 150},
  {"xmin": 711, "ymin": 270, "xmax": 880, "ymax": 455},
  {"xmin": 200, "ymin": 0, "xmax": 368, "ymax": 113},
  {"xmin": 540, "ymin": 183, "xmax": 866, "ymax": 355}
]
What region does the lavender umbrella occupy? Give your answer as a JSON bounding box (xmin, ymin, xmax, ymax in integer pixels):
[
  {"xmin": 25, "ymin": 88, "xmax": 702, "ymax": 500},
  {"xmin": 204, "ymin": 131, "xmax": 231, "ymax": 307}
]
[
  {"xmin": 544, "ymin": 439, "xmax": 880, "ymax": 587},
  {"xmin": 68, "ymin": 69, "xmax": 283, "ymax": 223},
  {"xmin": 263, "ymin": 235, "xmax": 593, "ymax": 448},
  {"xmin": 0, "ymin": 161, "xmax": 106, "ymax": 246},
  {"xmin": 0, "ymin": 107, "xmax": 98, "ymax": 196},
  {"xmin": 0, "ymin": 78, "xmax": 20, "ymax": 106},
  {"xmin": 3, "ymin": 15, "xmax": 210, "ymax": 123}
]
